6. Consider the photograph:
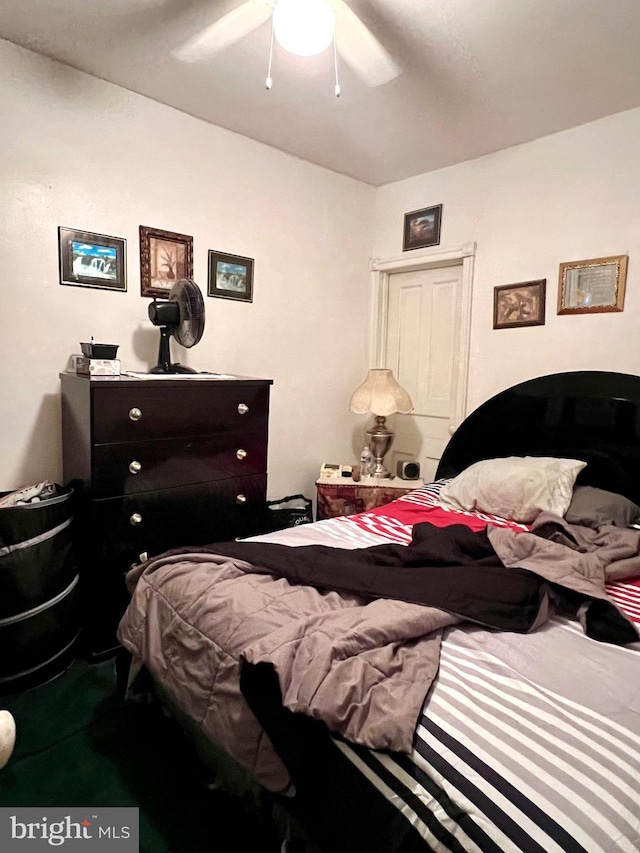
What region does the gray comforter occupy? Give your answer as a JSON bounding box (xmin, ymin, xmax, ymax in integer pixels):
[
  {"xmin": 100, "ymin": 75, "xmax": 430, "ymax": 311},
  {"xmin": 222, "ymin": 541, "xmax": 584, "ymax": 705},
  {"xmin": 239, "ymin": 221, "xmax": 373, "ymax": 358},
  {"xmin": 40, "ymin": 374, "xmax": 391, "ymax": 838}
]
[{"xmin": 117, "ymin": 515, "xmax": 639, "ymax": 792}]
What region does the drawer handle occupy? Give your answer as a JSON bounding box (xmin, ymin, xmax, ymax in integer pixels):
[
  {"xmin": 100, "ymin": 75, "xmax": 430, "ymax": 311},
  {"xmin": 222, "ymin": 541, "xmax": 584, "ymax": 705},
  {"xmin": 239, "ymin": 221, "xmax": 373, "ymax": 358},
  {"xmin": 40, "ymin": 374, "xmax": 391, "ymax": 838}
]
[
  {"xmin": 129, "ymin": 407, "xmax": 143, "ymax": 422},
  {"xmin": 237, "ymin": 403, "xmax": 249, "ymax": 415},
  {"xmin": 235, "ymin": 494, "xmax": 247, "ymax": 505},
  {"xmin": 130, "ymin": 512, "xmax": 143, "ymax": 525},
  {"xmin": 236, "ymin": 449, "xmax": 247, "ymax": 460},
  {"xmin": 129, "ymin": 460, "xmax": 142, "ymax": 474}
]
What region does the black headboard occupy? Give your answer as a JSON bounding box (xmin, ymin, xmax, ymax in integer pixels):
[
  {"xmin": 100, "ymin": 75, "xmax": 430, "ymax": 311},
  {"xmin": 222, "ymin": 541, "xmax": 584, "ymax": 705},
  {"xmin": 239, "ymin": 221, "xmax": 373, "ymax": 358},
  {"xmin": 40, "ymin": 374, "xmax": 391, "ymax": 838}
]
[{"xmin": 436, "ymin": 371, "xmax": 640, "ymax": 505}]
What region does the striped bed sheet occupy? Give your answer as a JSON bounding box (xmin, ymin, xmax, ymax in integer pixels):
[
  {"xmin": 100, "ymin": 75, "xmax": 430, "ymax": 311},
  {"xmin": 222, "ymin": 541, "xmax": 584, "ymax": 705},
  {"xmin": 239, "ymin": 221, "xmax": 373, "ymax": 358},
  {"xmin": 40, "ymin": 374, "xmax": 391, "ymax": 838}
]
[
  {"xmin": 334, "ymin": 620, "xmax": 640, "ymax": 853},
  {"xmin": 283, "ymin": 482, "xmax": 640, "ymax": 853}
]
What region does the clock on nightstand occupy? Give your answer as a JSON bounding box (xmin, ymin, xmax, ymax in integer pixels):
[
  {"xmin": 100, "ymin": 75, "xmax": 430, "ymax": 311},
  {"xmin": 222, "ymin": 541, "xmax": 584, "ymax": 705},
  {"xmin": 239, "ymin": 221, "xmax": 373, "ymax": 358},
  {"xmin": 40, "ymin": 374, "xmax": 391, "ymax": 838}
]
[{"xmin": 315, "ymin": 475, "xmax": 423, "ymax": 520}]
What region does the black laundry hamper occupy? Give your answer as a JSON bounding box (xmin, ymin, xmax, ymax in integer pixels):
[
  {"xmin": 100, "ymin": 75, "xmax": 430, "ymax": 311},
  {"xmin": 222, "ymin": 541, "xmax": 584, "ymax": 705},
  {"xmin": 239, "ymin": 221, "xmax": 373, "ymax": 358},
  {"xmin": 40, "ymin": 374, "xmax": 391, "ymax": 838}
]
[{"xmin": 0, "ymin": 486, "xmax": 81, "ymax": 693}]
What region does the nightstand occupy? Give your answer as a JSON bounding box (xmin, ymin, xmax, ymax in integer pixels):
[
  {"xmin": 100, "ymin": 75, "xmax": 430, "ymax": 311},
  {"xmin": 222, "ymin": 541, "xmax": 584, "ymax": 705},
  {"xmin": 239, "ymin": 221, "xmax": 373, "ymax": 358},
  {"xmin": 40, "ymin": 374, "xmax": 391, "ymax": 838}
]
[{"xmin": 316, "ymin": 476, "xmax": 423, "ymax": 520}]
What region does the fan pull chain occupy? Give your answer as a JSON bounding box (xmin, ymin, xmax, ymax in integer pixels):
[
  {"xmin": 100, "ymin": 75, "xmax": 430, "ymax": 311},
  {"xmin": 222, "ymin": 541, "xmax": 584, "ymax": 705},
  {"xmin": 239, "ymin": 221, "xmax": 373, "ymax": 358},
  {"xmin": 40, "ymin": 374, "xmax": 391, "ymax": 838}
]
[
  {"xmin": 266, "ymin": 15, "xmax": 275, "ymax": 90},
  {"xmin": 265, "ymin": 6, "xmax": 340, "ymax": 97}
]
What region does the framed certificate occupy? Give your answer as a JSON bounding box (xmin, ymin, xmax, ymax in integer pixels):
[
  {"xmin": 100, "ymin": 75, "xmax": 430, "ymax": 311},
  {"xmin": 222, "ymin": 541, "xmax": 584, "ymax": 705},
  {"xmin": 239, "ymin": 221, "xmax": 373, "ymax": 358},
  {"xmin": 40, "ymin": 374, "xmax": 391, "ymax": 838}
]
[{"xmin": 558, "ymin": 255, "xmax": 627, "ymax": 315}]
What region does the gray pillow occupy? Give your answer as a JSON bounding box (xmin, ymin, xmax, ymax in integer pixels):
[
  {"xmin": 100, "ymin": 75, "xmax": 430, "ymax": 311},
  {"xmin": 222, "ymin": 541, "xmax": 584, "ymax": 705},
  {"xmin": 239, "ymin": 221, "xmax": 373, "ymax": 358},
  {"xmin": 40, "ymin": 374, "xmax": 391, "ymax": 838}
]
[{"xmin": 564, "ymin": 485, "xmax": 640, "ymax": 528}]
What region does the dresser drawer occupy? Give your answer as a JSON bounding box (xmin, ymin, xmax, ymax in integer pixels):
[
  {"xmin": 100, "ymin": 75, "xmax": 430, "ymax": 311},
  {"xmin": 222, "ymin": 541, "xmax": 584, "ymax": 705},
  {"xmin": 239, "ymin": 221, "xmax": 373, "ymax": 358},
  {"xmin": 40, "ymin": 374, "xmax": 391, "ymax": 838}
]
[
  {"xmin": 92, "ymin": 383, "xmax": 269, "ymax": 443},
  {"xmin": 80, "ymin": 474, "xmax": 268, "ymax": 655},
  {"xmin": 92, "ymin": 433, "xmax": 267, "ymax": 498},
  {"xmin": 91, "ymin": 475, "xmax": 268, "ymax": 565}
]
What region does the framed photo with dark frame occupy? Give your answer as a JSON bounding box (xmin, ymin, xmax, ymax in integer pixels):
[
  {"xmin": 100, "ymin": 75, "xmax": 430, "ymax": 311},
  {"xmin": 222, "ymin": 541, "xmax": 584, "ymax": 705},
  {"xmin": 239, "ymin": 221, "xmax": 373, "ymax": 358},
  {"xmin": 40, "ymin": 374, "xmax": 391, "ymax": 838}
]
[
  {"xmin": 58, "ymin": 227, "xmax": 126, "ymax": 291},
  {"xmin": 403, "ymin": 204, "xmax": 442, "ymax": 251},
  {"xmin": 557, "ymin": 255, "xmax": 627, "ymax": 315},
  {"xmin": 139, "ymin": 225, "xmax": 193, "ymax": 298},
  {"xmin": 493, "ymin": 279, "xmax": 546, "ymax": 329},
  {"xmin": 207, "ymin": 250, "xmax": 254, "ymax": 302}
]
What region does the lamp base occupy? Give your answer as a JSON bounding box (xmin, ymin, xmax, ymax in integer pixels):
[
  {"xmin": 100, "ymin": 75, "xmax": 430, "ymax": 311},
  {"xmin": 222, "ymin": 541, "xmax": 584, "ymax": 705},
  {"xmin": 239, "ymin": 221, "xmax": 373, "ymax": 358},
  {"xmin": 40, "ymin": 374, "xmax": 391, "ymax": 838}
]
[
  {"xmin": 366, "ymin": 416, "xmax": 394, "ymax": 479},
  {"xmin": 369, "ymin": 460, "xmax": 391, "ymax": 479}
]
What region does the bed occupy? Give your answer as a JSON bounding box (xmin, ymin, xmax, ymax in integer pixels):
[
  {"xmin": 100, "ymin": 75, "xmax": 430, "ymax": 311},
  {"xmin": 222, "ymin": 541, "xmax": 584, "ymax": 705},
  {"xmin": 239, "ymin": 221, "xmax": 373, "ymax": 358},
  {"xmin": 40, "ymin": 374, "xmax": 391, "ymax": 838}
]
[{"xmin": 117, "ymin": 371, "xmax": 640, "ymax": 853}]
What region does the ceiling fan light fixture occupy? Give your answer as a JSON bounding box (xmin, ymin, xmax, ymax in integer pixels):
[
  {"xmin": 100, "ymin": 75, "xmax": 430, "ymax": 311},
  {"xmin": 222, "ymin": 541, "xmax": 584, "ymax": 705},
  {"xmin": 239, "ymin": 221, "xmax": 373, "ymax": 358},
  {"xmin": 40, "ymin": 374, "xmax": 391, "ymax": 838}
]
[{"xmin": 273, "ymin": 0, "xmax": 335, "ymax": 57}]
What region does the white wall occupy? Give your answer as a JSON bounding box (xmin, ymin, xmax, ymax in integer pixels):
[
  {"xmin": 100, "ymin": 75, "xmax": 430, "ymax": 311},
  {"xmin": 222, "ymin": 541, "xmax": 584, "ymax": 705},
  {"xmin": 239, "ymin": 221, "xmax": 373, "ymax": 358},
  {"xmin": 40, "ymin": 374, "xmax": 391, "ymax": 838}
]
[
  {"xmin": 0, "ymin": 39, "xmax": 374, "ymax": 499},
  {"xmin": 373, "ymin": 108, "xmax": 640, "ymax": 417},
  {"xmin": 6, "ymin": 36, "xmax": 640, "ymax": 500}
]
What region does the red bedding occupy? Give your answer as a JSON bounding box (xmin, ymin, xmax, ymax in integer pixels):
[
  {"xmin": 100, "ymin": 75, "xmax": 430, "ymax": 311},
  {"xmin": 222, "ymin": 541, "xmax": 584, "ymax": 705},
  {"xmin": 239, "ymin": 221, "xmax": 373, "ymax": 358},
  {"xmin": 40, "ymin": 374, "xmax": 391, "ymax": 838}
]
[{"xmin": 329, "ymin": 484, "xmax": 640, "ymax": 624}]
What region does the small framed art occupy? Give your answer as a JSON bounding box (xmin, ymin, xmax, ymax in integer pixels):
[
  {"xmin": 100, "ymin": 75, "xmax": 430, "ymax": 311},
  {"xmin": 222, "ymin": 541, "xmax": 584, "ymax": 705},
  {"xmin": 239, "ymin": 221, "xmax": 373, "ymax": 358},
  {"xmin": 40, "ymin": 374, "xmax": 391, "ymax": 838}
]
[
  {"xmin": 493, "ymin": 279, "xmax": 546, "ymax": 329},
  {"xmin": 403, "ymin": 204, "xmax": 442, "ymax": 251},
  {"xmin": 58, "ymin": 227, "xmax": 126, "ymax": 291},
  {"xmin": 208, "ymin": 250, "xmax": 254, "ymax": 302},
  {"xmin": 558, "ymin": 255, "xmax": 627, "ymax": 315},
  {"xmin": 139, "ymin": 225, "xmax": 193, "ymax": 298}
]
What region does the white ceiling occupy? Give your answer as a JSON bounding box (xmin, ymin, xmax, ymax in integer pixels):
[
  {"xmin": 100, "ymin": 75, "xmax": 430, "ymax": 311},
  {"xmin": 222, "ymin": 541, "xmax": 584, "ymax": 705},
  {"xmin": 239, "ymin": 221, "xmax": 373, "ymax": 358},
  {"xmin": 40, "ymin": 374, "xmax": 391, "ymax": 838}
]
[{"xmin": 3, "ymin": 0, "xmax": 640, "ymax": 186}]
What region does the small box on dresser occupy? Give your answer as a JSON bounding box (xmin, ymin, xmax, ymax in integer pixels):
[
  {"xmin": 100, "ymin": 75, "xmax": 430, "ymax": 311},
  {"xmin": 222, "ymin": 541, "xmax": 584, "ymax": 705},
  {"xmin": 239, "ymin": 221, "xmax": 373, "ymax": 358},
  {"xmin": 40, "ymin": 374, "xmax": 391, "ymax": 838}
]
[{"xmin": 60, "ymin": 372, "xmax": 273, "ymax": 656}]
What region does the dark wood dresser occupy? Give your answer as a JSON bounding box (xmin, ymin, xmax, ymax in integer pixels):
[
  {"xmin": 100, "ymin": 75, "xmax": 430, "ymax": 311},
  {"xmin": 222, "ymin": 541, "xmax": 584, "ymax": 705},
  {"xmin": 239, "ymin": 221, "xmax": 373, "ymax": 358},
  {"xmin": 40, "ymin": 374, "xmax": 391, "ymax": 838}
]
[{"xmin": 60, "ymin": 372, "xmax": 272, "ymax": 655}]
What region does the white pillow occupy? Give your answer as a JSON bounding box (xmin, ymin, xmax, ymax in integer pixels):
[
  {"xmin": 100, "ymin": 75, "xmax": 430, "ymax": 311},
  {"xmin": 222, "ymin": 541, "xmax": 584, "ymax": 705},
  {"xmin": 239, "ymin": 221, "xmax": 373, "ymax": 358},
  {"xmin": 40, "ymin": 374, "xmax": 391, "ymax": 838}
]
[{"xmin": 439, "ymin": 456, "xmax": 587, "ymax": 523}]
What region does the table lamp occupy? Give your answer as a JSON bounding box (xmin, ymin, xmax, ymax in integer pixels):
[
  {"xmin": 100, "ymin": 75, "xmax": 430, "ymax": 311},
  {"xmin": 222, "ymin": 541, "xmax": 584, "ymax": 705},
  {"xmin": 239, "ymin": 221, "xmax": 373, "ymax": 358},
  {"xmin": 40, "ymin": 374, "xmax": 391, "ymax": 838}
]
[{"xmin": 349, "ymin": 368, "xmax": 414, "ymax": 478}]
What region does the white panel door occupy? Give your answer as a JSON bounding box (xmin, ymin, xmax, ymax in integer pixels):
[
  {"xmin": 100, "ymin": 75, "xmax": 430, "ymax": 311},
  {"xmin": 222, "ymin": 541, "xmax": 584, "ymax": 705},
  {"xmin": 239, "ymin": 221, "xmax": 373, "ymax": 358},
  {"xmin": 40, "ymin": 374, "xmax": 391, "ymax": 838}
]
[{"xmin": 385, "ymin": 263, "xmax": 465, "ymax": 482}]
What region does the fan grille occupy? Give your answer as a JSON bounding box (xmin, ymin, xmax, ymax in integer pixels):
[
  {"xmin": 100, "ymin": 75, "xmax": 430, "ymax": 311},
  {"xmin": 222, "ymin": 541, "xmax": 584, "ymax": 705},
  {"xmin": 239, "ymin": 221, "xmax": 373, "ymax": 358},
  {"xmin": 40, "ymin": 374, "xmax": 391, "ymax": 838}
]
[{"xmin": 170, "ymin": 279, "xmax": 205, "ymax": 348}]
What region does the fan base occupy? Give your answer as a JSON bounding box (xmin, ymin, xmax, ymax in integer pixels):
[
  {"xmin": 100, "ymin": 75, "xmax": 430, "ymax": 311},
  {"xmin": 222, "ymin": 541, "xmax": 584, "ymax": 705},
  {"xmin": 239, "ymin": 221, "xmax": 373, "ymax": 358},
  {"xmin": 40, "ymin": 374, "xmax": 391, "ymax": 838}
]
[{"xmin": 149, "ymin": 363, "xmax": 199, "ymax": 374}]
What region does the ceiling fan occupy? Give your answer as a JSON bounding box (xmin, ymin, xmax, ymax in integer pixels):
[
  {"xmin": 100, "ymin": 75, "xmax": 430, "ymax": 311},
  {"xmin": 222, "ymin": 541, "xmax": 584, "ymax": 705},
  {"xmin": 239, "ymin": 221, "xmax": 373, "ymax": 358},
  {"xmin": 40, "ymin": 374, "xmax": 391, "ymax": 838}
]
[{"xmin": 171, "ymin": 0, "xmax": 401, "ymax": 89}]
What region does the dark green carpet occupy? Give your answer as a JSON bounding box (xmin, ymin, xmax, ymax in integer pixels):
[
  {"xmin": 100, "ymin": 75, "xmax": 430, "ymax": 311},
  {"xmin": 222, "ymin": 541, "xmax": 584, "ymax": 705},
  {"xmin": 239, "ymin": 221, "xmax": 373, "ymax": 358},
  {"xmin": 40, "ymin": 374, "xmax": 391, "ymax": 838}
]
[{"xmin": 0, "ymin": 659, "xmax": 282, "ymax": 852}]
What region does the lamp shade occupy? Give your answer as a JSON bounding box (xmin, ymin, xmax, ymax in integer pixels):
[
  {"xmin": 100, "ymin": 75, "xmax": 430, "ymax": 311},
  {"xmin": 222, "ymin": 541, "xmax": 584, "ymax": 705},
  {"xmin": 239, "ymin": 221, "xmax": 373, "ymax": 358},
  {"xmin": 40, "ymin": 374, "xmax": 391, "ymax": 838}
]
[{"xmin": 349, "ymin": 369, "xmax": 414, "ymax": 416}]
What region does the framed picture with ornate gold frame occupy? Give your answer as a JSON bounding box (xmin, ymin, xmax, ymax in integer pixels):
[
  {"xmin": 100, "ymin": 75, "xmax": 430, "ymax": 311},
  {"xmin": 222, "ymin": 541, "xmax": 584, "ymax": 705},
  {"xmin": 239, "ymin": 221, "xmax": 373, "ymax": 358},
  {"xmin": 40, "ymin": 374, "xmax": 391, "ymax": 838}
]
[
  {"xmin": 139, "ymin": 225, "xmax": 193, "ymax": 298},
  {"xmin": 558, "ymin": 255, "xmax": 627, "ymax": 315}
]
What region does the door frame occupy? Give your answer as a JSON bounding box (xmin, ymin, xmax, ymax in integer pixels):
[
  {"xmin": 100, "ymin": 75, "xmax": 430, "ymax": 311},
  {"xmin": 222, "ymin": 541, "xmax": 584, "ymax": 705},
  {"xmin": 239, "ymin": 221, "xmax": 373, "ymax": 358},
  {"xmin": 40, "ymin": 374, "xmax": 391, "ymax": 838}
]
[{"xmin": 368, "ymin": 242, "xmax": 476, "ymax": 432}]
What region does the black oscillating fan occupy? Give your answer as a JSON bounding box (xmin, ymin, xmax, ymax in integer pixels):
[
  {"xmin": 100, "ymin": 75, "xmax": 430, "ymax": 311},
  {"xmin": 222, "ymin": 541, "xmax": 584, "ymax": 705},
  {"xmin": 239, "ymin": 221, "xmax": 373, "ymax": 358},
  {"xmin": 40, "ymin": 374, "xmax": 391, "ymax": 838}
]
[{"xmin": 148, "ymin": 279, "xmax": 205, "ymax": 373}]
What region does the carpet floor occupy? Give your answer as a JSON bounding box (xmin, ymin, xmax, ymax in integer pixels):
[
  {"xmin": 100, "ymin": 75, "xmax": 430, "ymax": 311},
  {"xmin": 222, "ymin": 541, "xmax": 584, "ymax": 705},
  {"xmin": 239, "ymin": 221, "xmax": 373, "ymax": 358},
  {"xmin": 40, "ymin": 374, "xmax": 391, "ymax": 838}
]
[{"xmin": 0, "ymin": 658, "xmax": 282, "ymax": 852}]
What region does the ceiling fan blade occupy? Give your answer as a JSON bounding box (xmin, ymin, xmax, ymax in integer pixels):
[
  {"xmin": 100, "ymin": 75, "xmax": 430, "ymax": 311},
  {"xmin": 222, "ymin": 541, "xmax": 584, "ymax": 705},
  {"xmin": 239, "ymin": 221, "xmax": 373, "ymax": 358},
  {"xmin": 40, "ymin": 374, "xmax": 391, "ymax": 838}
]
[
  {"xmin": 333, "ymin": 0, "xmax": 401, "ymax": 87},
  {"xmin": 172, "ymin": 1, "xmax": 272, "ymax": 63}
]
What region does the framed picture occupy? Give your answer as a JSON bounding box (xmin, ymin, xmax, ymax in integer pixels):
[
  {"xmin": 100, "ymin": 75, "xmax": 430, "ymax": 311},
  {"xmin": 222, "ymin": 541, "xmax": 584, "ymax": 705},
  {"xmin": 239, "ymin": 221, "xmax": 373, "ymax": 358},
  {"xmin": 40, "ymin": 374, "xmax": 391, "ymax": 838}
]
[
  {"xmin": 558, "ymin": 255, "xmax": 628, "ymax": 315},
  {"xmin": 493, "ymin": 279, "xmax": 546, "ymax": 329},
  {"xmin": 403, "ymin": 204, "xmax": 442, "ymax": 251},
  {"xmin": 139, "ymin": 225, "xmax": 193, "ymax": 298},
  {"xmin": 207, "ymin": 250, "xmax": 254, "ymax": 302},
  {"xmin": 58, "ymin": 227, "xmax": 126, "ymax": 291}
]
